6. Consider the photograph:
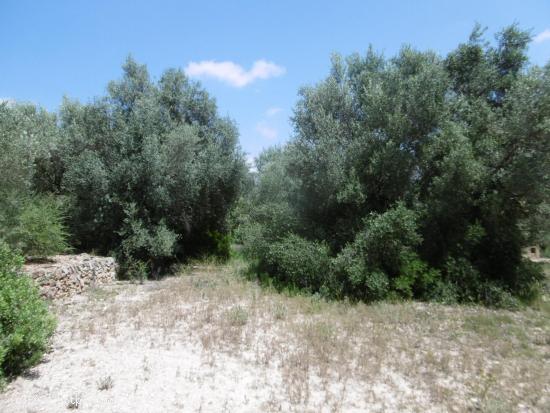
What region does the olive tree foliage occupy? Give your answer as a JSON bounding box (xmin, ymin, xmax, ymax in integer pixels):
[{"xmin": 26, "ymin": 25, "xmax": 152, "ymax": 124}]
[
  {"xmin": 0, "ymin": 103, "xmax": 68, "ymax": 257},
  {"xmin": 239, "ymin": 25, "xmax": 549, "ymax": 305},
  {"xmin": 233, "ymin": 147, "xmax": 300, "ymax": 258},
  {"xmin": 44, "ymin": 58, "xmax": 246, "ymax": 275},
  {"xmin": 0, "ymin": 103, "xmax": 57, "ymax": 196}
]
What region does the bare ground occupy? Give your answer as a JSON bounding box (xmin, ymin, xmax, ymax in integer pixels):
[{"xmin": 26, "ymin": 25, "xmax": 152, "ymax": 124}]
[{"xmin": 1, "ymin": 259, "xmax": 548, "ymax": 412}]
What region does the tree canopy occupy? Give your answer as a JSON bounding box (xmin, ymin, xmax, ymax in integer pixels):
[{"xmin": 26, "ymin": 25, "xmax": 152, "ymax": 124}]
[
  {"xmin": 55, "ymin": 57, "xmax": 246, "ymax": 274},
  {"xmin": 1, "ymin": 57, "xmax": 246, "ymax": 275},
  {"xmin": 238, "ymin": 25, "xmax": 550, "ymax": 306}
]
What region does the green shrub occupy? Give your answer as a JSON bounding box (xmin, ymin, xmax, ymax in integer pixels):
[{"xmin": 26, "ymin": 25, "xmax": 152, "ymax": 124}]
[
  {"xmin": 116, "ymin": 204, "xmax": 179, "ymax": 278},
  {"xmin": 512, "ymin": 260, "xmax": 545, "ymax": 303},
  {"xmin": 9, "ymin": 196, "xmax": 69, "ymax": 258},
  {"xmin": 239, "ymin": 223, "xmax": 272, "ymax": 262},
  {"xmin": 206, "ymin": 230, "xmax": 231, "ymax": 260},
  {"xmin": 395, "ymin": 252, "xmax": 441, "ymax": 299},
  {"xmin": 331, "ymin": 243, "xmax": 390, "ymax": 301},
  {"xmin": 358, "ymin": 204, "xmax": 422, "ymax": 277},
  {"xmin": 263, "ymin": 234, "xmax": 332, "ymax": 292},
  {"xmin": 444, "ymin": 257, "xmax": 485, "ymax": 303},
  {"xmin": 118, "ymin": 258, "xmax": 148, "ymax": 282},
  {"xmin": 426, "ymin": 280, "xmax": 460, "ymax": 304},
  {"xmin": 329, "ymin": 204, "xmax": 421, "ymax": 301},
  {"xmin": 477, "ymin": 283, "xmax": 521, "ymax": 309},
  {"xmin": 0, "ymin": 243, "xmax": 56, "ymax": 384},
  {"xmin": 443, "ymin": 256, "xmax": 538, "ymax": 308}
]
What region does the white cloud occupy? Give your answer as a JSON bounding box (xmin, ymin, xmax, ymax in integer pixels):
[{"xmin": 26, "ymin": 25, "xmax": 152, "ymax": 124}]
[
  {"xmin": 534, "ymin": 29, "xmax": 550, "ymax": 43},
  {"xmin": 256, "ymin": 121, "xmax": 278, "ymax": 140},
  {"xmin": 266, "ymin": 107, "xmax": 282, "ymax": 117},
  {"xmin": 185, "ymin": 59, "xmax": 286, "ymax": 87}
]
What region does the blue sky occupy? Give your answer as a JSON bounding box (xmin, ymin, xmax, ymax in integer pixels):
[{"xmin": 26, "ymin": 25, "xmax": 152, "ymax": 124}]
[{"xmin": 2, "ymin": 1, "xmax": 550, "ymax": 162}]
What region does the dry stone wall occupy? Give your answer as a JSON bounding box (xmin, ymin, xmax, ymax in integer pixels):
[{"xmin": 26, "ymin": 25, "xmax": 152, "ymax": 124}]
[{"xmin": 22, "ymin": 254, "xmax": 117, "ymax": 299}]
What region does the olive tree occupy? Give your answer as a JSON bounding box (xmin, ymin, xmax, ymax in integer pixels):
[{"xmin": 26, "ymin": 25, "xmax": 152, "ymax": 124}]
[
  {"xmin": 52, "ymin": 57, "xmax": 246, "ymax": 275},
  {"xmin": 240, "ymin": 25, "xmax": 549, "ymax": 305}
]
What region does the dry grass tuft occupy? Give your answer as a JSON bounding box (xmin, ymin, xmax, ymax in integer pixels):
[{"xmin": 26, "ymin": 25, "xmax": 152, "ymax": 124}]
[
  {"xmin": 66, "ymin": 393, "xmax": 81, "ymax": 410},
  {"xmin": 96, "ymin": 375, "xmax": 114, "ymax": 391}
]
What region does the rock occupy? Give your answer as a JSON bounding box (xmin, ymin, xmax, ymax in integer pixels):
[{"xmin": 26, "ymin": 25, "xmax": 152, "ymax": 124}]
[{"xmin": 21, "ymin": 254, "xmax": 117, "ymax": 300}]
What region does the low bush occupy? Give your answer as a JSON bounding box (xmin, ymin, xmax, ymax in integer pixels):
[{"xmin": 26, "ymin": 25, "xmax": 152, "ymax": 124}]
[
  {"xmin": 0, "ymin": 243, "xmax": 56, "ymax": 384},
  {"xmin": 394, "ymin": 252, "xmax": 441, "ymax": 300},
  {"xmin": 263, "ymin": 234, "xmax": 332, "ymax": 293},
  {"xmin": 117, "ymin": 257, "xmax": 149, "ymax": 282},
  {"xmin": 239, "ymin": 222, "xmax": 272, "ymax": 263},
  {"xmin": 10, "ymin": 196, "xmax": 69, "ymax": 258},
  {"xmin": 206, "ymin": 230, "xmax": 232, "ymax": 260},
  {"xmin": 331, "ymin": 243, "xmax": 390, "ymax": 301},
  {"xmin": 443, "ymin": 256, "xmax": 540, "ymax": 308},
  {"xmin": 0, "ymin": 195, "xmax": 69, "ymax": 260},
  {"xmin": 116, "ymin": 204, "xmax": 178, "ymax": 278},
  {"xmin": 330, "ymin": 204, "xmax": 426, "ymax": 301}
]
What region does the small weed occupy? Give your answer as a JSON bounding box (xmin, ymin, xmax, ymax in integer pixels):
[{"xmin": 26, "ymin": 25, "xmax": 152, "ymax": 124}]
[
  {"xmin": 141, "ymin": 356, "xmax": 151, "ymax": 381},
  {"xmin": 226, "ymin": 305, "xmax": 248, "ymax": 326},
  {"xmin": 192, "ymin": 278, "xmax": 217, "ymax": 289},
  {"xmin": 272, "ymin": 302, "xmax": 287, "ymax": 320},
  {"xmin": 66, "ymin": 393, "xmax": 81, "ymax": 410},
  {"xmin": 304, "ymin": 293, "xmax": 325, "ymax": 314},
  {"xmin": 97, "ymin": 375, "xmax": 114, "ymax": 390}
]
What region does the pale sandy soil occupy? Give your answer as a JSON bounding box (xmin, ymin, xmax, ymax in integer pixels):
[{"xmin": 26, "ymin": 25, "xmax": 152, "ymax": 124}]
[{"xmin": 1, "ymin": 260, "xmax": 548, "ymax": 412}]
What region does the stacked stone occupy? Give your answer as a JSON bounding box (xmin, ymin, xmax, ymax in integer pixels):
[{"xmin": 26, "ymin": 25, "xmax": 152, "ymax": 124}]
[{"xmin": 22, "ymin": 254, "xmax": 117, "ymax": 299}]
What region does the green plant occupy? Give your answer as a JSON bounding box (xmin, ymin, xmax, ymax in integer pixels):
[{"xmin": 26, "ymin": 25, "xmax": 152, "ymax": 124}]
[
  {"xmin": 206, "ymin": 230, "xmax": 232, "ymax": 260},
  {"xmin": 0, "ymin": 243, "xmax": 56, "ymax": 384},
  {"xmin": 329, "ymin": 204, "xmax": 421, "ymax": 301},
  {"xmin": 10, "ymin": 196, "xmax": 69, "ymax": 258},
  {"xmin": 0, "ymin": 103, "xmax": 58, "ymax": 199},
  {"xmin": 54, "ymin": 57, "xmax": 246, "ymax": 274},
  {"xmin": 331, "ymin": 247, "xmax": 390, "ymax": 301},
  {"xmin": 443, "ymin": 256, "xmax": 532, "ymax": 308},
  {"xmin": 272, "ymin": 302, "xmax": 288, "ymax": 320},
  {"xmin": 236, "ymin": 24, "xmax": 548, "ymax": 306},
  {"xmin": 118, "ymin": 258, "xmax": 148, "ymax": 283},
  {"xmin": 263, "ymin": 234, "xmax": 332, "ymax": 292},
  {"xmin": 116, "ymin": 204, "xmax": 178, "ymax": 278},
  {"xmin": 395, "ymin": 252, "xmax": 441, "ymax": 299},
  {"xmin": 478, "ymin": 283, "xmax": 521, "ymax": 309},
  {"xmin": 226, "ymin": 305, "xmax": 248, "ymax": 326}
]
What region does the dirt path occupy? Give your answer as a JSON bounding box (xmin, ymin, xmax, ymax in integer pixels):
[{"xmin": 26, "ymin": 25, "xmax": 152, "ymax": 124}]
[{"xmin": 1, "ymin": 260, "xmax": 548, "ymax": 412}]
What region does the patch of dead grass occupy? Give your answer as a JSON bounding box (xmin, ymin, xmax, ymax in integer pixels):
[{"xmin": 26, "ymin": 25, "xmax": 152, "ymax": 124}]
[{"xmin": 2, "ymin": 257, "xmax": 548, "ymax": 412}]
